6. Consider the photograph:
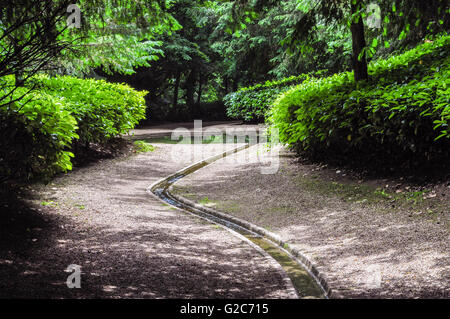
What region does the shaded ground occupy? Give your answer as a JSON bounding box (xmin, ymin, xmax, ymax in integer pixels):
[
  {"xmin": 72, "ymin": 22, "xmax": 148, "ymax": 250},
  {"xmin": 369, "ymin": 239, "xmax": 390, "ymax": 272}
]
[
  {"xmin": 0, "ymin": 123, "xmax": 295, "ymax": 299},
  {"xmin": 172, "ymin": 145, "xmax": 450, "ymax": 298}
]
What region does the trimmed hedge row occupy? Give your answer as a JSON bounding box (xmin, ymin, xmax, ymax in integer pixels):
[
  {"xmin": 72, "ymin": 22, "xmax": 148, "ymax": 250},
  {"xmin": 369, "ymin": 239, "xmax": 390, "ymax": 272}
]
[
  {"xmin": 269, "ymin": 35, "xmax": 450, "ymax": 167},
  {"xmin": 1, "ymin": 85, "xmax": 78, "ymax": 181},
  {"xmin": 1, "ymin": 75, "xmax": 147, "ymax": 181},
  {"xmin": 224, "ymin": 74, "xmax": 311, "ymax": 123},
  {"xmin": 29, "ymin": 75, "xmax": 147, "ymax": 146}
]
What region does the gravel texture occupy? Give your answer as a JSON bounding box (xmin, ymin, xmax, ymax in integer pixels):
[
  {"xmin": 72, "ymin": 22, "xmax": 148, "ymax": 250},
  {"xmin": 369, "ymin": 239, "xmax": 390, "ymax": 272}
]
[
  {"xmin": 0, "ymin": 126, "xmax": 295, "ymax": 299},
  {"xmin": 173, "ymin": 145, "xmax": 450, "ymax": 298}
]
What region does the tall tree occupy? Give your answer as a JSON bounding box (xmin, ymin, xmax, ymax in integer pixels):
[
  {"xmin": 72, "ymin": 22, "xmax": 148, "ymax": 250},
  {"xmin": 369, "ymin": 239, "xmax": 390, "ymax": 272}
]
[
  {"xmin": 350, "ymin": 0, "xmax": 368, "ymax": 81},
  {"xmin": 59, "ymin": 0, "xmax": 180, "ymax": 75},
  {"xmin": 0, "ymin": 0, "xmax": 72, "ymax": 107},
  {"xmin": 230, "ymin": 0, "xmax": 448, "ymax": 82}
]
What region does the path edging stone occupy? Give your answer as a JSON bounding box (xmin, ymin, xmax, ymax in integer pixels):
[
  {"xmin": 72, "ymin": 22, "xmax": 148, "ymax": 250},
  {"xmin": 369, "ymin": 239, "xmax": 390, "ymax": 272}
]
[{"xmin": 170, "ymin": 189, "xmax": 335, "ymax": 299}]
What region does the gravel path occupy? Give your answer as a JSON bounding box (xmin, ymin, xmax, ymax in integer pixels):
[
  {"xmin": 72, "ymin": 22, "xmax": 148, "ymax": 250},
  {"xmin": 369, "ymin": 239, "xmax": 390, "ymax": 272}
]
[
  {"xmin": 0, "ymin": 132, "xmax": 295, "ymax": 298},
  {"xmin": 172, "ymin": 145, "xmax": 450, "ymax": 298}
]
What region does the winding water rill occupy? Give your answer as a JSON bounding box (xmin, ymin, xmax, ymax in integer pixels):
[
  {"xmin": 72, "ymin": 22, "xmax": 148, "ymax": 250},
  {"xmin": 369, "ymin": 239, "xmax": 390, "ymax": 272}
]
[{"xmin": 148, "ymin": 143, "xmax": 328, "ymax": 299}]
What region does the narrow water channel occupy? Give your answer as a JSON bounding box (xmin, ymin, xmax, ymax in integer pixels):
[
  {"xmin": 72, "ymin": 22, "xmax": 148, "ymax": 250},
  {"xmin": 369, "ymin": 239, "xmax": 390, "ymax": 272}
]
[{"xmin": 149, "ymin": 141, "xmax": 328, "ymax": 299}]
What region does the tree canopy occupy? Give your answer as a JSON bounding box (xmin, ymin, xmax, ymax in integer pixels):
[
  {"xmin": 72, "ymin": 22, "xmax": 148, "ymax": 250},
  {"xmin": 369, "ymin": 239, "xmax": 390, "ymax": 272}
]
[
  {"xmin": 1, "ymin": 0, "xmax": 448, "ymax": 113},
  {"xmin": 0, "ymin": 0, "xmax": 448, "ymax": 182}
]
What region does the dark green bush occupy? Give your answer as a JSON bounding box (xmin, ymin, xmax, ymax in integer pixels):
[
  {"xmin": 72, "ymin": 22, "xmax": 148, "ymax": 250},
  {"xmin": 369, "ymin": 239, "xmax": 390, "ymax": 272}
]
[
  {"xmin": 29, "ymin": 75, "xmax": 148, "ymax": 146},
  {"xmin": 0, "ymin": 86, "xmax": 78, "ymax": 181},
  {"xmin": 1, "ymin": 75, "xmax": 148, "ymax": 182},
  {"xmin": 269, "ymin": 35, "xmax": 450, "ymax": 168},
  {"xmin": 224, "ymin": 74, "xmax": 312, "ymax": 123}
]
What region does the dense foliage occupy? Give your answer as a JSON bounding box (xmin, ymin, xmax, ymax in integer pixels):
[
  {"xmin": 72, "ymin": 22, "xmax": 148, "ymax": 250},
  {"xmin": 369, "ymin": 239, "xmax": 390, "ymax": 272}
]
[
  {"xmin": 0, "ymin": 0, "xmax": 72, "ymax": 109},
  {"xmin": 60, "ymin": 0, "xmax": 179, "ymax": 75},
  {"xmin": 1, "ymin": 0, "xmax": 449, "ymax": 183},
  {"xmin": 224, "ymin": 75, "xmax": 311, "ymax": 123},
  {"xmin": 269, "ymin": 35, "xmax": 450, "ymax": 169},
  {"xmin": 0, "ymin": 76, "xmax": 147, "ymax": 182},
  {"xmin": 0, "ymin": 81, "xmax": 78, "ymax": 182},
  {"xmin": 28, "ymin": 75, "xmax": 147, "ymax": 146}
]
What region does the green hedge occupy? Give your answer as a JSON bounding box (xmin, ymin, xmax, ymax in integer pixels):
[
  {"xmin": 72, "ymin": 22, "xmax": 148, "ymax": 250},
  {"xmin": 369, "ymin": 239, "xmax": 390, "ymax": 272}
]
[
  {"xmin": 29, "ymin": 75, "xmax": 147, "ymax": 146},
  {"xmin": 269, "ymin": 35, "xmax": 450, "ymax": 167},
  {"xmin": 224, "ymin": 74, "xmax": 311, "ymax": 123},
  {"xmin": 1, "ymin": 75, "xmax": 147, "ymax": 182},
  {"xmin": 0, "ymin": 85, "xmax": 78, "ymax": 181}
]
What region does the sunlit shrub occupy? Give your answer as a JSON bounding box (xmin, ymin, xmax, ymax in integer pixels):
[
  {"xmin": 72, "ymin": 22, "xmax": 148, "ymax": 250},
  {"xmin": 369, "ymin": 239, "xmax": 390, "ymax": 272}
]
[
  {"xmin": 0, "ymin": 88, "xmax": 78, "ymax": 181},
  {"xmin": 269, "ymin": 34, "xmax": 450, "ymax": 166},
  {"xmin": 224, "ymin": 74, "xmax": 311, "ymax": 123},
  {"xmin": 29, "ymin": 75, "xmax": 148, "ymax": 146},
  {"xmin": 1, "ymin": 75, "xmax": 148, "ymax": 181}
]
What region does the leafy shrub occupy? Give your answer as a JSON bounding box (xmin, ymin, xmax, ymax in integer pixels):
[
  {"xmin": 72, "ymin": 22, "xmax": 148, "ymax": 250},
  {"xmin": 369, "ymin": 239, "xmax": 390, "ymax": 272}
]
[
  {"xmin": 224, "ymin": 74, "xmax": 311, "ymax": 123},
  {"xmin": 0, "ymin": 87, "xmax": 78, "ymax": 181},
  {"xmin": 28, "ymin": 75, "xmax": 148, "ymax": 146},
  {"xmin": 1, "ymin": 75, "xmax": 148, "ymax": 182},
  {"xmin": 269, "ymin": 35, "xmax": 450, "ymax": 169}
]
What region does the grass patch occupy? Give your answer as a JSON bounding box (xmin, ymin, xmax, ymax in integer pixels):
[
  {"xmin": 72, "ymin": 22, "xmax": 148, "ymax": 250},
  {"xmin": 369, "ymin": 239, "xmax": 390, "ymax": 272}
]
[
  {"xmin": 133, "ymin": 140, "xmax": 155, "ymax": 153},
  {"xmin": 74, "ymin": 204, "xmax": 85, "ymax": 210},
  {"xmin": 198, "ymin": 196, "xmax": 218, "ymax": 208},
  {"xmin": 199, "ymin": 197, "xmax": 211, "ymax": 205},
  {"xmin": 40, "ymin": 200, "xmax": 58, "ymax": 207},
  {"xmin": 296, "ymin": 175, "xmax": 438, "ymax": 211},
  {"xmin": 297, "ymin": 176, "xmax": 385, "ymax": 204},
  {"xmin": 145, "ymin": 134, "xmax": 263, "ymax": 145},
  {"xmin": 217, "ymin": 201, "xmax": 240, "ymax": 213}
]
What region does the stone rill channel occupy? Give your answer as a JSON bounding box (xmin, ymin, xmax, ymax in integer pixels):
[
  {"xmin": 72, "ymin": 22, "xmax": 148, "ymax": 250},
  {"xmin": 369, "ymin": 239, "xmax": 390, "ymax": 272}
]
[{"xmin": 148, "ymin": 143, "xmax": 328, "ymax": 299}]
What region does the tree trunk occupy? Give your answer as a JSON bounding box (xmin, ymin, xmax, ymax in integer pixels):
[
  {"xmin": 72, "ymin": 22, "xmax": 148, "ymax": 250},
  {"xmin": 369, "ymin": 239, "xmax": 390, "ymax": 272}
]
[
  {"xmin": 13, "ymin": 43, "xmax": 24, "ymax": 87},
  {"xmin": 350, "ymin": 0, "xmax": 368, "ymax": 82},
  {"xmin": 170, "ymin": 70, "xmax": 181, "ymax": 120},
  {"xmin": 197, "ymin": 71, "xmax": 202, "ymax": 104},
  {"xmin": 186, "ymin": 69, "xmax": 197, "ymax": 117},
  {"xmin": 172, "ymin": 70, "xmax": 181, "ymax": 109},
  {"xmin": 224, "ymin": 76, "xmax": 229, "ymax": 95},
  {"xmin": 232, "ymin": 77, "xmax": 238, "ymax": 92}
]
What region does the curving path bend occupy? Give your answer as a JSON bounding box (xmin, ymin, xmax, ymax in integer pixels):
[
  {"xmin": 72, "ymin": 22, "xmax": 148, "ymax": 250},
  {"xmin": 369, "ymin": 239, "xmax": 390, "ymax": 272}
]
[{"xmin": 0, "ymin": 124, "xmax": 298, "ymax": 299}]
